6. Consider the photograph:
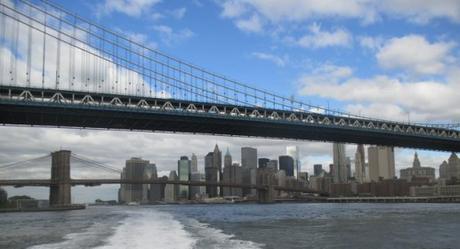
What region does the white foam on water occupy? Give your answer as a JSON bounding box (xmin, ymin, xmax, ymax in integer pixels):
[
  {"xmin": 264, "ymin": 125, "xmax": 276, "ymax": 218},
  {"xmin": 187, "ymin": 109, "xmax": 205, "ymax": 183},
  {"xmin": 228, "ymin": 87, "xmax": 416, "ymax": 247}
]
[
  {"xmin": 28, "ymin": 222, "xmax": 113, "ymax": 249},
  {"xmin": 183, "ymin": 218, "xmax": 264, "ymax": 249},
  {"xmin": 28, "ymin": 208, "xmax": 263, "ymax": 249},
  {"xmin": 96, "ymin": 208, "xmax": 197, "ymax": 249}
]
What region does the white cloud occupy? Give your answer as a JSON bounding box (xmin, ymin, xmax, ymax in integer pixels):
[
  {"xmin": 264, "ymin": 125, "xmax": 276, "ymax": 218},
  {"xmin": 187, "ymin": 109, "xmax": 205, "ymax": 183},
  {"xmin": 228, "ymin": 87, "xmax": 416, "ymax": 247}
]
[
  {"xmin": 358, "ymin": 35, "xmax": 383, "ymax": 51},
  {"xmin": 152, "ymin": 25, "xmax": 194, "ymax": 46},
  {"xmin": 169, "ymin": 7, "xmax": 187, "ymax": 20},
  {"xmin": 96, "ymin": 0, "xmax": 161, "ymax": 17},
  {"xmin": 298, "ymin": 64, "xmax": 460, "ymax": 122},
  {"xmin": 380, "ymin": 0, "xmax": 460, "ymax": 24},
  {"xmin": 218, "ymin": 0, "xmax": 460, "ymax": 32},
  {"xmin": 297, "ymin": 23, "xmax": 352, "ymax": 49},
  {"xmin": 235, "ymin": 14, "xmax": 263, "ymax": 33},
  {"xmin": 221, "ymin": 0, "xmax": 248, "ymax": 18},
  {"xmin": 251, "ymin": 52, "xmax": 288, "ymax": 67},
  {"xmin": 376, "ymin": 35, "xmax": 455, "ymax": 75}
]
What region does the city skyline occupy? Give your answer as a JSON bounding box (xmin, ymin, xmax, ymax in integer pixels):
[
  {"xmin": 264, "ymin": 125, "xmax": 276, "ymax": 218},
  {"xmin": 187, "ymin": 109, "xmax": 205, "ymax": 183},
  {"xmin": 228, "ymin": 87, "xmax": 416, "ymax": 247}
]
[{"xmin": 2, "ymin": 135, "xmax": 456, "ymax": 202}]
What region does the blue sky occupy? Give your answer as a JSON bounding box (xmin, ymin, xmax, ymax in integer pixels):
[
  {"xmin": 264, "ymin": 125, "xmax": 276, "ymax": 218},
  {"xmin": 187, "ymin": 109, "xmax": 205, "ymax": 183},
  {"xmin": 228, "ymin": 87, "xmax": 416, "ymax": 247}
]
[
  {"xmin": 2, "ymin": 0, "xmax": 460, "ymax": 201},
  {"xmin": 54, "ymin": 0, "xmax": 460, "ymax": 124}
]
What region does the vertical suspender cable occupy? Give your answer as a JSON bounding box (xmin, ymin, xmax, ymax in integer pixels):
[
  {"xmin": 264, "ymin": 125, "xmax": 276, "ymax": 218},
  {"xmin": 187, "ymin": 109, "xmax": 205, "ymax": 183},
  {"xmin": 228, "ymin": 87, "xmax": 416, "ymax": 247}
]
[
  {"xmin": 55, "ymin": 11, "xmax": 62, "ymax": 90},
  {"xmin": 41, "ymin": 4, "xmax": 47, "ymax": 89},
  {"xmin": 0, "ymin": 4, "xmax": 5, "ymax": 85},
  {"xmin": 26, "ymin": 4, "xmax": 32, "ymax": 87}
]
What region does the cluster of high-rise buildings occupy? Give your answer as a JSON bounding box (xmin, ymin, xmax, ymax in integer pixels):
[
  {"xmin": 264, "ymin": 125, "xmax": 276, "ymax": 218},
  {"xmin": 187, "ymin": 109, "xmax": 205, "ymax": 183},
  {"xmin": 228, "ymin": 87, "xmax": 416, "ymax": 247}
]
[
  {"xmin": 118, "ymin": 145, "xmax": 306, "ymax": 203},
  {"xmin": 118, "ymin": 142, "xmax": 460, "ymax": 203},
  {"xmin": 310, "ymin": 143, "xmax": 460, "ymax": 197}
]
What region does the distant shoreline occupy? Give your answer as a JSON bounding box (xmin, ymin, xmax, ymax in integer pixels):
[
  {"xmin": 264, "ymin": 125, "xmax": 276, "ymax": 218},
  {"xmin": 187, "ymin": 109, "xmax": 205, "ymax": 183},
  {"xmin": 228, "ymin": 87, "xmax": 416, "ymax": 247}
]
[{"xmin": 0, "ymin": 204, "xmax": 86, "ymax": 213}]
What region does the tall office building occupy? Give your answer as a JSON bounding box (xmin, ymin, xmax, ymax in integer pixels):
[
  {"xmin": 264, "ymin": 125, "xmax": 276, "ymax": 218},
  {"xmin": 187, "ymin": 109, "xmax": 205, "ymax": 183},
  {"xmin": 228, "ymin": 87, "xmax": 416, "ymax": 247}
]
[
  {"xmin": 314, "ymin": 164, "xmax": 323, "ymax": 176},
  {"xmin": 205, "ymin": 145, "xmax": 222, "ymax": 198},
  {"xmin": 400, "ymin": 152, "xmax": 435, "ymax": 182},
  {"xmin": 286, "ymin": 146, "xmax": 300, "ymax": 178},
  {"xmin": 368, "ymin": 146, "xmax": 395, "ymax": 182},
  {"xmin": 439, "ymin": 153, "xmax": 460, "ymax": 180},
  {"xmin": 224, "ymin": 148, "xmax": 232, "ymax": 168},
  {"xmin": 258, "ymin": 158, "xmax": 270, "ymax": 169},
  {"xmin": 164, "ymin": 170, "xmax": 178, "ymax": 202},
  {"xmin": 149, "ymin": 175, "xmax": 166, "ymax": 202},
  {"xmin": 119, "ymin": 157, "xmax": 150, "ymax": 203},
  {"xmin": 214, "ymin": 144, "xmax": 223, "ymax": 196},
  {"xmin": 178, "ymin": 156, "xmax": 191, "ymax": 199},
  {"xmin": 190, "ymin": 172, "xmax": 206, "ymax": 199},
  {"xmin": 241, "ymin": 147, "xmax": 257, "ymax": 169},
  {"xmin": 355, "ymin": 144, "xmax": 366, "ymax": 183},
  {"xmin": 333, "ymin": 143, "xmax": 347, "ymax": 183},
  {"xmin": 223, "ymin": 162, "xmax": 243, "ymax": 197},
  {"xmin": 241, "ymin": 147, "xmax": 257, "ymax": 196},
  {"xmin": 191, "ymin": 153, "xmax": 198, "ymax": 173},
  {"xmin": 143, "ymin": 163, "xmax": 157, "ymax": 202},
  {"xmin": 279, "ymin": 155, "xmax": 294, "ymax": 177}
]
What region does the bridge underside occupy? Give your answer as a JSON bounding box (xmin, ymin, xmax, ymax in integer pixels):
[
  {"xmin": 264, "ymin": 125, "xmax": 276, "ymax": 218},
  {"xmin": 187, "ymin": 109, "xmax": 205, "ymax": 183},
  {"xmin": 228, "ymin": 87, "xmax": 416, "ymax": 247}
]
[{"xmin": 1, "ymin": 102, "xmax": 459, "ymax": 152}]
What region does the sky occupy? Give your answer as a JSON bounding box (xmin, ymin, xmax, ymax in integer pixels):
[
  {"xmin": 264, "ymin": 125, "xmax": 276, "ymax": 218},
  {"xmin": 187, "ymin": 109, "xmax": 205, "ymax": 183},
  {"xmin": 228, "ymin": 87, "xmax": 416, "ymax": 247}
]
[{"xmin": 1, "ymin": 0, "xmax": 460, "ymax": 202}]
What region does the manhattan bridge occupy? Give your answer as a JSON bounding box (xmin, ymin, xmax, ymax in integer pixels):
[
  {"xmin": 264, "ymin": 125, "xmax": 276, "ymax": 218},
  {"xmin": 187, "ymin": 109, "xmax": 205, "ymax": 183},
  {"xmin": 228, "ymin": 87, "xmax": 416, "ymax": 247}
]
[{"xmin": 0, "ymin": 0, "xmax": 459, "ymax": 204}]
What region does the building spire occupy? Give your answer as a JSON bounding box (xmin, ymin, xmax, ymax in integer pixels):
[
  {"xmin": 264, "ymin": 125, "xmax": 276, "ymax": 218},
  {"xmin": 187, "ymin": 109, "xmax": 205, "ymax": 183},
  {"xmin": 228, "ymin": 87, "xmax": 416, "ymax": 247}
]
[
  {"xmin": 413, "ymin": 152, "xmax": 421, "ymax": 168},
  {"xmin": 225, "ymin": 147, "xmax": 231, "ymax": 156}
]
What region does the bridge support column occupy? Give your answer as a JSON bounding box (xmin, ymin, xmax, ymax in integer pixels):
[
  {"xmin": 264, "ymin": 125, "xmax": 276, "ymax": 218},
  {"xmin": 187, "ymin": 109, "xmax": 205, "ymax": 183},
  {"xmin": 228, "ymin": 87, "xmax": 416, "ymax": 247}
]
[
  {"xmin": 258, "ymin": 185, "xmax": 275, "ymax": 204},
  {"xmin": 49, "ymin": 150, "xmax": 71, "ymax": 206}
]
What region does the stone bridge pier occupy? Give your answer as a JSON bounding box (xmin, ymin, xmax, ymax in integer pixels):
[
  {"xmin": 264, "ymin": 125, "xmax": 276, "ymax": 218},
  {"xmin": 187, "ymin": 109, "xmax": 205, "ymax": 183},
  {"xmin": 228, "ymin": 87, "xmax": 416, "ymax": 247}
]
[
  {"xmin": 257, "ymin": 185, "xmax": 275, "ymax": 204},
  {"xmin": 49, "ymin": 150, "xmax": 71, "ymax": 206}
]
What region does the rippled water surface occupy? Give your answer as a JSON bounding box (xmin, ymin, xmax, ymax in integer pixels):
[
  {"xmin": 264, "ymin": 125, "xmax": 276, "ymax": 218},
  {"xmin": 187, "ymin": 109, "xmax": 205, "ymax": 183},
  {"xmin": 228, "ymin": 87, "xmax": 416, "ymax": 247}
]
[{"xmin": 1, "ymin": 203, "xmax": 459, "ymax": 249}]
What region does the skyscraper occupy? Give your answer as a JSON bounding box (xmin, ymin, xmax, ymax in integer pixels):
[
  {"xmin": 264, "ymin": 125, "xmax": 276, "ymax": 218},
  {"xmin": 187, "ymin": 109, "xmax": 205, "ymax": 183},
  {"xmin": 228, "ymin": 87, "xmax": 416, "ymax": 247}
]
[
  {"xmin": 224, "ymin": 148, "xmax": 232, "ymax": 168},
  {"xmin": 223, "ymin": 162, "xmax": 243, "ymax": 197},
  {"xmin": 205, "ymin": 152, "xmax": 219, "ymax": 197},
  {"xmin": 214, "ymin": 144, "xmax": 223, "ymax": 196},
  {"xmin": 333, "ymin": 143, "xmax": 347, "ymax": 183},
  {"xmin": 164, "ymin": 170, "xmax": 178, "ymax": 202},
  {"xmin": 258, "ymin": 158, "xmax": 270, "ymax": 169},
  {"xmin": 355, "ymin": 144, "xmax": 366, "ymax": 183},
  {"xmin": 314, "ymin": 164, "xmax": 323, "ymax": 176},
  {"xmin": 119, "ymin": 157, "xmax": 150, "ymax": 203},
  {"xmin": 286, "ymin": 146, "xmax": 300, "ymax": 179},
  {"xmin": 368, "ymin": 146, "xmax": 395, "ymax": 182},
  {"xmin": 178, "ymin": 156, "xmax": 191, "ymax": 199},
  {"xmin": 241, "ymin": 147, "xmax": 257, "ymax": 169},
  {"xmin": 279, "ymin": 155, "xmax": 294, "ymax": 177},
  {"xmin": 191, "ymin": 153, "xmax": 198, "ymax": 173},
  {"xmin": 241, "ymin": 147, "xmax": 257, "ymax": 196}
]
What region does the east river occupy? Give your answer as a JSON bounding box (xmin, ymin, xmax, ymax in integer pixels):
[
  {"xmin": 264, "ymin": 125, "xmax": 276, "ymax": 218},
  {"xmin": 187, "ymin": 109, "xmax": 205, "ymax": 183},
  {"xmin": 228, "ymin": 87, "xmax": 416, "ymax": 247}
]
[{"xmin": 1, "ymin": 203, "xmax": 459, "ymax": 249}]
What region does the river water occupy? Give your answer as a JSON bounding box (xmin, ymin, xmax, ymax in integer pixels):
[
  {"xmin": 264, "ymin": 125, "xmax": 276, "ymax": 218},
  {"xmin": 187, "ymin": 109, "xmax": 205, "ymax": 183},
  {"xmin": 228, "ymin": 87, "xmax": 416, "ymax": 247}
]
[{"xmin": 0, "ymin": 203, "xmax": 459, "ymax": 249}]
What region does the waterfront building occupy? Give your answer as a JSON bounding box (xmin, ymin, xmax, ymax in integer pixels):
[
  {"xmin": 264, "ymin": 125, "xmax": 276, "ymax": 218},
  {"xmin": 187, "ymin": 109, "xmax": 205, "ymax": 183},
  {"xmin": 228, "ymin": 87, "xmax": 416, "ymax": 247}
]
[
  {"xmin": 313, "ymin": 164, "xmax": 323, "ymax": 176},
  {"xmin": 205, "ymin": 151, "xmax": 219, "ymax": 197},
  {"xmin": 355, "ymin": 144, "xmax": 366, "ymax": 183},
  {"xmin": 279, "ymin": 155, "xmax": 294, "ymax": 177},
  {"xmin": 267, "ymin": 160, "xmax": 278, "ymax": 171},
  {"xmin": 223, "ymin": 162, "xmax": 243, "ymax": 197},
  {"xmin": 143, "ymin": 163, "xmax": 157, "ymax": 202},
  {"xmin": 333, "ymin": 143, "xmax": 347, "ymax": 183},
  {"xmin": 439, "ymin": 153, "xmax": 460, "ymax": 181},
  {"xmin": 241, "ymin": 147, "xmax": 257, "ymax": 196},
  {"xmin": 178, "ymin": 156, "xmax": 191, "ymax": 199},
  {"xmin": 191, "ymin": 153, "xmax": 198, "ymax": 173},
  {"xmin": 410, "ymin": 184, "xmax": 460, "ymax": 197},
  {"xmin": 164, "ymin": 171, "xmax": 178, "ymax": 202},
  {"xmin": 309, "ymin": 174, "xmax": 333, "ymax": 193},
  {"xmin": 258, "ymin": 158, "xmax": 270, "ymax": 169},
  {"xmin": 368, "ymin": 146, "xmax": 395, "ymax": 182},
  {"xmin": 119, "ymin": 157, "xmax": 150, "ymax": 203},
  {"xmin": 400, "ymin": 153, "xmax": 435, "ymax": 183},
  {"xmin": 286, "ymin": 146, "xmax": 300, "ymax": 178}
]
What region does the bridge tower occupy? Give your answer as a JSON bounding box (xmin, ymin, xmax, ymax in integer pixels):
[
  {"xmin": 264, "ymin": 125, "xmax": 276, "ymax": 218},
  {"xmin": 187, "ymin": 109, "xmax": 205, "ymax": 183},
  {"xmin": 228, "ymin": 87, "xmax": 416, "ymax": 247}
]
[
  {"xmin": 257, "ymin": 185, "xmax": 275, "ymax": 204},
  {"xmin": 49, "ymin": 150, "xmax": 71, "ymax": 206}
]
